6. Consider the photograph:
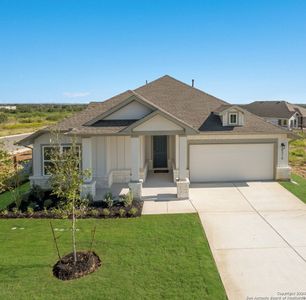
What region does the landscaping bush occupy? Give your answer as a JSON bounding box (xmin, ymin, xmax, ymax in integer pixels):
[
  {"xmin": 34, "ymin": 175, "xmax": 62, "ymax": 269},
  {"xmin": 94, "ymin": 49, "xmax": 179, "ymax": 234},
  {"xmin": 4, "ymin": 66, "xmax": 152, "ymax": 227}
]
[
  {"xmin": 102, "ymin": 208, "xmax": 111, "ymax": 217},
  {"xmin": 128, "ymin": 207, "xmax": 138, "ymax": 217},
  {"xmin": 103, "ymin": 192, "xmax": 113, "ymax": 208},
  {"xmin": 118, "ymin": 208, "xmax": 126, "ymax": 217},
  {"xmin": 1, "ymin": 185, "xmax": 143, "ymax": 219}
]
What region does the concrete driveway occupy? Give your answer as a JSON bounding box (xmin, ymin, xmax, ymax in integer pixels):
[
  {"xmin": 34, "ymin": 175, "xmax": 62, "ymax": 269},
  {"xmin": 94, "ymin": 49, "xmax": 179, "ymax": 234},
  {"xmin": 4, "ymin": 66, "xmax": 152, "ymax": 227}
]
[{"xmin": 190, "ymin": 182, "xmax": 306, "ymax": 299}]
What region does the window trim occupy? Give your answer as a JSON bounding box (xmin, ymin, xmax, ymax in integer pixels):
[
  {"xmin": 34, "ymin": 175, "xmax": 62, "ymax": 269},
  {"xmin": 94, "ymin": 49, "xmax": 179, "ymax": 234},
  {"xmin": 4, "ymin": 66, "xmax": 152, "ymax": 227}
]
[
  {"xmin": 228, "ymin": 112, "xmax": 238, "ymax": 125},
  {"xmin": 41, "ymin": 144, "xmax": 81, "ymax": 177}
]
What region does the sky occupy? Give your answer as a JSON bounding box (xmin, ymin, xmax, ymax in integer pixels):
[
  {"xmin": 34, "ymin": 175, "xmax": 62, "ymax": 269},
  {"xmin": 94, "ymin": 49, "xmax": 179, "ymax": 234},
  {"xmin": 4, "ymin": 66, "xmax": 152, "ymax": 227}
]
[{"xmin": 0, "ymin": 0, "xmax": 306, "ymax": 104}]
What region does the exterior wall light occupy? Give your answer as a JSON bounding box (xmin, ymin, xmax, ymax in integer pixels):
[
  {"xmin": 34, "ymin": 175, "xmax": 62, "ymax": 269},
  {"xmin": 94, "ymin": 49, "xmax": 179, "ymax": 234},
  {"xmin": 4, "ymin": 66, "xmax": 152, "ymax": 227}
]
[{"xmin": 281, "ymin": 142, "xmax": 286, "ymax": 160}]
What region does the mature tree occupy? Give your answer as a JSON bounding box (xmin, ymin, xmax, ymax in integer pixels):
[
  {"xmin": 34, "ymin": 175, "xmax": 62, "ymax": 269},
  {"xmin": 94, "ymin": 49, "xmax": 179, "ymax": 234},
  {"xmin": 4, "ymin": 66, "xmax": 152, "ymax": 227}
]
[{"xmin": 48, "ymin": 134, "xmax": 91, "ymax": 263}]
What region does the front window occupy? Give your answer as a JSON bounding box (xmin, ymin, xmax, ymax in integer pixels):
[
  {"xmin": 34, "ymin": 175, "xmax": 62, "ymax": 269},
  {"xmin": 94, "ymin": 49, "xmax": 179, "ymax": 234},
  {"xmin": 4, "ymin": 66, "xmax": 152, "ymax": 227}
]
[
  {"xmin": 283, "ymin": 119, "xmax": 288, "ymax": 126},
  {"xmin": 42, "ymin": 145, "xmax": 81, "ymax": 176},
  {"xmin": 278, "ymin": 119, "xmax": 282, "ymax": 126},
  {"xmin": 229, "ymin": 113, "xmax": 238, "ymax": 125}
]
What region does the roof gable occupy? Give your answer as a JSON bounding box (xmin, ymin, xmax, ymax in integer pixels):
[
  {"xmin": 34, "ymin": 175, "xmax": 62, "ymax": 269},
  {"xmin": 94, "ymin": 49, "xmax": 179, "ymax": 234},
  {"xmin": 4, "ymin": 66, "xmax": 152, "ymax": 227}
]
[
  {"xmin": 84, "ymin": 94, "xmax": 157, "ymax": 125},
  {"xmin": 122, "ymin": 110, "xmax": 197, "ymax": 134}
]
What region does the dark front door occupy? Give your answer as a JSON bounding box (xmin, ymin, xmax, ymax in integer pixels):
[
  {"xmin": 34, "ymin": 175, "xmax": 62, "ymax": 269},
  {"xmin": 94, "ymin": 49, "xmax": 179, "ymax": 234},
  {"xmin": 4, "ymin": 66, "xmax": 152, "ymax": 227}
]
[{"xmin": 153, "ymin": 136, "xmax": 168, "ymax": 168}]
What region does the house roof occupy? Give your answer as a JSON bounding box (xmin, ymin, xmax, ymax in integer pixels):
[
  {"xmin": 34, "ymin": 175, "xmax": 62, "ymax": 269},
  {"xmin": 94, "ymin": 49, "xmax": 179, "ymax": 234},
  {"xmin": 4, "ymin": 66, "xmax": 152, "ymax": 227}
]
[
  {"xmin": 18, "ymin": 75, "xmax": 289, "ymax": 145},
  {"xmin": 241, "ymin": 101, "xmax": 306, "ymax": 119}
]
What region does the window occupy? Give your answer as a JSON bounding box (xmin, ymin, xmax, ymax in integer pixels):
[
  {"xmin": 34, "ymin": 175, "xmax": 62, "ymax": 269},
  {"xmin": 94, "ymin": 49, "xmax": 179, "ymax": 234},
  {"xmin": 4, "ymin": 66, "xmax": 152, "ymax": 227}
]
[
  {"xmin": 229, "ymin": 113, "xmax": 238, "ymax": 125},
  {"xmin": 278, "ymin": 119, "xmax": 282, "ymax": 126},
  {"xmin": 42, "ymin": 145, "xmax": 81, "ymax": 176},
  {"xmin": 283, "ymin": 119, "xmax": 287, "ymax": 126}
]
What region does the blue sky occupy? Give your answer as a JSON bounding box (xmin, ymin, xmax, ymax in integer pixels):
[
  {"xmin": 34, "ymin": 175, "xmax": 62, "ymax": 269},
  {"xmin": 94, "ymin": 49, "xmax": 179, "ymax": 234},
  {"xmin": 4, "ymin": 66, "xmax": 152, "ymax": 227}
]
[{"xmin": 0, "ymin": 0, "xmax": 306, "ymax": 104}]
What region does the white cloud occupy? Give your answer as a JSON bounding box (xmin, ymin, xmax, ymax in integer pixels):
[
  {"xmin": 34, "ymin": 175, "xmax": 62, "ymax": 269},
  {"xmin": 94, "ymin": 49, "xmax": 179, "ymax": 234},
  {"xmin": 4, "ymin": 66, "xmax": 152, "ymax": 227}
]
[{"xmin": 63, "ymin": 91, "xmax": 90, "ymax": 98}]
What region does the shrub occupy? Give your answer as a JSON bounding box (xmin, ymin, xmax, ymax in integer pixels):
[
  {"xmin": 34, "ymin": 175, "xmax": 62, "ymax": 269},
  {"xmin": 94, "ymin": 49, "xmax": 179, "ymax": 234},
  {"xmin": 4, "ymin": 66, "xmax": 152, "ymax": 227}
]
[
  {"xmin": 27, "ymin": 202, "xmax": 37, "ymax": 210},
  {"xmin": 43, "ymin": 199, "xmax": 53, "ymax": 209},
  {"xmin": 128, "ymin": 207, "xmax": 138, "ymax": 216},
  {"xmin": 0, "ymin": 113, "xmax": 8, "ymax": 123},
  {"xmin": 0, "ymin": 209, "xmax": 8, "ymax": 216},
  {"xmin": 102, "ymin": 208, "xmax": 110, "ymax": 217},
  {"xmin": 122, "ymin": 190, "xmax": 133, "ymax": 207},
  {"xmin": 26, "ymin": 207, "xmax": 34, "ymax": 215},
  {"xmin": 50, "ymin": 207, "xmax": 68, "ymax": 219},
  {"xmin": 104, "ymin": 192, "xmax": 114, "ymax": 208},
  {"xmin": 118, "ymin": 208, "xmax": 126, "ymax": 217},
  {"xmin": 91, "ymin": 209, "xmax": 100, "ymax": 217},
  {"xmin": 84, "ymin": 193, "xmax": 94, "ymax": 204},
  {"xmin": 12, "ymin": 207, "xmax": 19, "ymax": 214},
  {"xmin": 29, "ymin": 185, "xmax": 45, "ymax": 203}
]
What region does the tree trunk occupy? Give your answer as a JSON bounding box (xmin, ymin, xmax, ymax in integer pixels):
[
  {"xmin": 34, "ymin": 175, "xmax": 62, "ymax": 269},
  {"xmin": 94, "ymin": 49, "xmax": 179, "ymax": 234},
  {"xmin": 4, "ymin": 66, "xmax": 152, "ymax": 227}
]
[{"xmin": 72, "ymin": 203, "xmax": 77, "ymax": 264}]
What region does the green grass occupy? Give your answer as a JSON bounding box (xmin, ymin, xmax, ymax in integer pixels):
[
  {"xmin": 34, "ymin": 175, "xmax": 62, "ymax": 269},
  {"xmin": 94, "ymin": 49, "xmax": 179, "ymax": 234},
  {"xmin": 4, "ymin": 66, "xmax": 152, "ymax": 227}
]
[
  {"xmin": 280, "ymin": 173, "xmax": 306, "ymax": 204},
  {"xmin": 289, "ymin": 132, "xmax": 306, "ymax": 166},
  {"xmin": 0, "ymin": 181, "xmax": 30, "ymax": 209},
  {"xmin": 0, "ymin": 214, "xmax": 226, "ymax": 300}
]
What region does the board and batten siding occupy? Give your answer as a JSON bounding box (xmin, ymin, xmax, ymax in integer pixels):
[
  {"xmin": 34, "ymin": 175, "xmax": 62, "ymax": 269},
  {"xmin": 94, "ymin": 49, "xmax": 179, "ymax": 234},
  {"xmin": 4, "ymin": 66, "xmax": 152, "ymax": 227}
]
[{"xmin": 107, "ymin": 136, "xmax": 131, "ymax": 171}]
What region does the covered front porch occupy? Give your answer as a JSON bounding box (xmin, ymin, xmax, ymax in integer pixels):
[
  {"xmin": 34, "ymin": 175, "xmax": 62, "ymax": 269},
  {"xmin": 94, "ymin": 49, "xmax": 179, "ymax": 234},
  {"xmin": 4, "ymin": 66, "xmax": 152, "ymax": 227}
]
[
  {"xmin": 94, "ymin": 170, "xmax": 178, "ymax": 201},
  {"xmin": 82, "ymin": 133, "xmax": 190, "ymax": 201}
]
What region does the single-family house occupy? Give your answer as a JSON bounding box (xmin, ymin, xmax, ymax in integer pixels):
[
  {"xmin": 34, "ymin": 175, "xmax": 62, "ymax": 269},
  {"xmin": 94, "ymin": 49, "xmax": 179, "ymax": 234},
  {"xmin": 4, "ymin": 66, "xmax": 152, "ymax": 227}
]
[
  {"xmin": 18, "ymin": 76, "xmax": 292, "ymax": 200},
  {"xmin": 242, "ymin": 101, "xmax": 306, "ymax": 129}
]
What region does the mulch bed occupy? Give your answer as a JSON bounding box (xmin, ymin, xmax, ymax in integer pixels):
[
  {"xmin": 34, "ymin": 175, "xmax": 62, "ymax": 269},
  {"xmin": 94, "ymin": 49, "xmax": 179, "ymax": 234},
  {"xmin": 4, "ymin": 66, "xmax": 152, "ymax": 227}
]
[
  {"xmin": 0, "ymin": 200, "xmax": 143, "ymax": 219},
  {"xmin": 53, "ymin": 251, "xmax": 101, "ymax": 280}
]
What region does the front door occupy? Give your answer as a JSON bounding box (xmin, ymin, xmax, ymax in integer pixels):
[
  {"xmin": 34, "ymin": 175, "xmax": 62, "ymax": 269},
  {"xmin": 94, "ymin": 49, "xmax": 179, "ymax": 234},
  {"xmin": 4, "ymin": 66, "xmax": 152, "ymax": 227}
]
[{"xmin": 153, "ymin": 136, "xmax": 168, "ymax": 168}]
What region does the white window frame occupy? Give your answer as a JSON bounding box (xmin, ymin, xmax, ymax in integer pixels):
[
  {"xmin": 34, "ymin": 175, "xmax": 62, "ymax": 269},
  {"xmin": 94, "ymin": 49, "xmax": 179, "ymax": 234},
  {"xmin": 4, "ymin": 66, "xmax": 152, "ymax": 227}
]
[
  {"xmin": 42, "ymin": 144, "xmax": 81, "ymax": 176},
  {"xmin": 228, "ymin": 112, "xmax": 238, "ymax": 125}
]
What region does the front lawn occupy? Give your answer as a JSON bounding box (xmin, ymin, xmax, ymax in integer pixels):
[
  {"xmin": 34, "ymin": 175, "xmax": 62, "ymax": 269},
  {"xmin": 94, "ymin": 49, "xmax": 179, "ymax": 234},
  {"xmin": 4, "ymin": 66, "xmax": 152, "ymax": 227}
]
[
  {"xmin": 0, "ymin": 214, "xmax": 226, "ymax": 299},
  {"xmin": 0, "ymin": 181, "xmax": 30, "ymax": 210},
  {"xmin": 280, "ymin": 173, "xmax": 306, "ymax": 203},
  {"xmin": 289, "ymin": 131, "xmax": 306, "ymax": 177}
]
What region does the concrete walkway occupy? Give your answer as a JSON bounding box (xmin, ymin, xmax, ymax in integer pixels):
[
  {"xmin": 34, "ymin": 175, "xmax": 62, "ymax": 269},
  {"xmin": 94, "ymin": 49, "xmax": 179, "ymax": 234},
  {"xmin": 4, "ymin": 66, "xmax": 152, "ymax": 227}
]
[
  {"xmin": 142, "ymin": 171, "xmax": 196, "ymax": 213},
  {"xmin": 190, "ymin": 182, "xmax": 306, "ymax": 299}
]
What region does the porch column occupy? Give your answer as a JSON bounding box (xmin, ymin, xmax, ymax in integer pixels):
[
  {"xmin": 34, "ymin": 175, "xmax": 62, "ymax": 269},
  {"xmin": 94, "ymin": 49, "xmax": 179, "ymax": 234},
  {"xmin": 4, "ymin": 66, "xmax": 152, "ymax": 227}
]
[
  {"xmin": 131, "ymin": 136, "xmax": 140, "ymax": 181},
  {"xmin": 179, "ymin": 135, "xmax": 187, "ymax": 180},
  {"xmin": 82, "ymin": 137, "xmax": 93, "ymax": 182},
  {"xmin": 129, "ymin": 136, "xmax": 142, "ymax": 200},
  {"xmin": 177, "ymin": 135, "xmax": 189, "ymax": 199},
  {"xmin": 81, "ymin": 137, "xmax": 96, "ymax": 198},
  {"xmin": 175, "ymin": 135, "xmax": 179, "ymax": 169}
]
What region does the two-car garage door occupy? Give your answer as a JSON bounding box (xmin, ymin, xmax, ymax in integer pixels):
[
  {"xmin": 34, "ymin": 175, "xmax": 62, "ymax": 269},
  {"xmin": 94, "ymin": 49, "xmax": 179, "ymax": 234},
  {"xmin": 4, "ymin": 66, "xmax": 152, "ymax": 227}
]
[{"xmin": 189, "ymin": 143, "xmax": 274, "ymax": 182}]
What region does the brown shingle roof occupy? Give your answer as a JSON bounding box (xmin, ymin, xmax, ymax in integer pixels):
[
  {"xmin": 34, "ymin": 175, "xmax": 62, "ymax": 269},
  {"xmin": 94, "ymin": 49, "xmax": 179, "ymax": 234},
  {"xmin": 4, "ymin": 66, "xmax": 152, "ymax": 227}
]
[
  {"xmin": 19, "ymin": 76, "xmax": 289, "ymax": 145},
  {"xmin": 242, "ymin": 101, "xmax": 297, "ymax": 119}
]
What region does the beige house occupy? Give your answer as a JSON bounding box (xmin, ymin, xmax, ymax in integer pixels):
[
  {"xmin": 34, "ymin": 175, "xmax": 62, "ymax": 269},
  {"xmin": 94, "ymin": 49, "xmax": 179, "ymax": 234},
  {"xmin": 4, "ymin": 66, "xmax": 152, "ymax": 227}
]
[
  {"xmin": 19, "ymin": 75, "xmax": 292, "ymax": 200},
  {"xmin": 242, "ymin": 101, "xmax": 306, "ymax": 129}
]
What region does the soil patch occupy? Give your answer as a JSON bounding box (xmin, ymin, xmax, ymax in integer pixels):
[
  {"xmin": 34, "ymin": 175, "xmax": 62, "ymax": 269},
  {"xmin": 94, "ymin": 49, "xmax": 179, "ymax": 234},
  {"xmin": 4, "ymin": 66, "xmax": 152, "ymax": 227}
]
[{"xmin": 53, "ymin": 251, "xmax": 101, "ymax": 280}]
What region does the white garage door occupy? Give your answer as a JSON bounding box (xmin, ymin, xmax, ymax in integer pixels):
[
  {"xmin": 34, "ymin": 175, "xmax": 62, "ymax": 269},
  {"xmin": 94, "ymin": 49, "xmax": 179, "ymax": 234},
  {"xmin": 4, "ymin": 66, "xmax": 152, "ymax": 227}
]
[{"xmin": 189, "ymin": 143, "xmax": 274, "ymax": 182}]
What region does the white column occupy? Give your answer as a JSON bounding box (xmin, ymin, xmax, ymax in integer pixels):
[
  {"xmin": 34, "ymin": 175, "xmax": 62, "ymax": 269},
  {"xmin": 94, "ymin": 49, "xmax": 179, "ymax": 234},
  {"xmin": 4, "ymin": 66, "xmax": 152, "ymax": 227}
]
[
  {"xmin": 131, "ymin": 136, "xmax": 140, "ymax": 181},
  {"xmin": 82, "ymin": 137, "xmax": 93, "ymax": 183},
  {"xmin": 179, "ymin": 135, "xmax": 187, "ymax": 180},
  {"xmin": 129, "ymin": 136, "xmax": 142, "ymax": 200},
  {"xmin": 175, "ymin": 135, "xmax": 179, "ymax": 169}
]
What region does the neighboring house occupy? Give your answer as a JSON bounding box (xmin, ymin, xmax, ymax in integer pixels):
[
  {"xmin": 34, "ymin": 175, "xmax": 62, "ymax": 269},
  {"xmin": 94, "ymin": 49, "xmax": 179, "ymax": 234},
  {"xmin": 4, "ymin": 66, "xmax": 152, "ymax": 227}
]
[
  {"xmin": 241, "ymin": 101, "xmax": 306, "ymax": 129},
  {"xmin": 18, "ymin": 75, "xmax": 292, "ymax": 200}
]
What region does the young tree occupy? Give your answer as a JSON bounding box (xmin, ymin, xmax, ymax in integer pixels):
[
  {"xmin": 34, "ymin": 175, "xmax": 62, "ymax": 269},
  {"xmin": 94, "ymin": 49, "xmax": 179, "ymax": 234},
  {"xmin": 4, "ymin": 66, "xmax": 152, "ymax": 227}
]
[{"xmin": 48, "ymin": 134, "xmax": 91, "ymax": 264}]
